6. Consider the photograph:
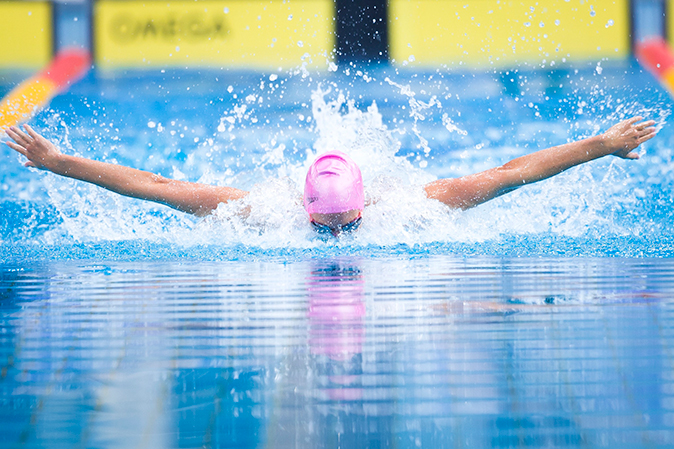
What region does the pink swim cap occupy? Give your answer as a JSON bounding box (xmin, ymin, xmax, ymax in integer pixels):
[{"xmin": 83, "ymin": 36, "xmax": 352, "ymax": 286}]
[{"xmin": 304, "ymin": 151, "xmax": 364, "ymax": 215}]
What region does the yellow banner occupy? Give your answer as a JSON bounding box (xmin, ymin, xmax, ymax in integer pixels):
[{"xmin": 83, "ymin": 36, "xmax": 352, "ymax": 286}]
[
  {"xmin": 94, "ymin": 0, "xmax": 335, "ymax": 69},
  {"xmin": 0, "ymin": 1, "xmax": 52, "ymax": 68},
  {"xmin": 389, "ymin": 0, "xmax": 629, "ymax": 67}
]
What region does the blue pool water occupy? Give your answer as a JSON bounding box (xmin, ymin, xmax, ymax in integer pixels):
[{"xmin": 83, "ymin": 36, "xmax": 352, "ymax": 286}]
[
  {"xmin": 1, "ymin": 61, "xmax": 674, "ymax": 447},
  {"xmin": 1, "ymin": 61, "xmax": 674, "ymax": 259},
  {"xmin": 2, "ymin": 257, "xmax": 674, "ymax": 448}
]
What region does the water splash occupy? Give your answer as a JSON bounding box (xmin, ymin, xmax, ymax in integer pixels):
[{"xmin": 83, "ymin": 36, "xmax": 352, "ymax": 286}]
[
  {"xmin": 1, "ymin": 65, "xmax": 673, "ymax": 257},
  {"xmin": 384, "ymin": 77, "xmax": 467, "ymax": 161}
]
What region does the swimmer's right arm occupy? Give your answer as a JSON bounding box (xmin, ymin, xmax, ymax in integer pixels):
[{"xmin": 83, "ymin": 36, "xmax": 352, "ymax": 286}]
[{"xmin": 5, "ymin": 125, "xmax": 248, "ymax": 216}]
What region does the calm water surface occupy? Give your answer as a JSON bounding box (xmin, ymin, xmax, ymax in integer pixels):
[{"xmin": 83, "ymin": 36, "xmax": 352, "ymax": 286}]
[{"xmin": 1, "ymin": 257, "xmax": 673, "ymax": 448}]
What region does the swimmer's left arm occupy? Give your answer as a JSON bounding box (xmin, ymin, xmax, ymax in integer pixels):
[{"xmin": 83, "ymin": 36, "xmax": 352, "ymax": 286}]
[
  {"xmin": 5, "ymin": 124, "xmax": 248, "ymax": 216},
  {"xmin": 425, "ymin": 116, "xmax": 657, "ymax": 209}
]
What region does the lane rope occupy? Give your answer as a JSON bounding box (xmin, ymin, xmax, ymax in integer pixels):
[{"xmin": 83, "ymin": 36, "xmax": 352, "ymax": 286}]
[
  {"xmin": 635, "ymin": 37, "xmax": 674, "ymax": 96},
  {"xmin": 0, "ymin": 49, "xmax": 91, "ymax": 130}
]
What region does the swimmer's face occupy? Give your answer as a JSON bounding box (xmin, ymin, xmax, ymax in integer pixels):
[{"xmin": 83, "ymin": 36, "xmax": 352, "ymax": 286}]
[{"xmin": 310, "ymin": 209, "xmax": 362, "ymax": 236}]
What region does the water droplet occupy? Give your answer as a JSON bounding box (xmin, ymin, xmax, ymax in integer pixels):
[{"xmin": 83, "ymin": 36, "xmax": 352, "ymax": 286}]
[
  {"xmin": 524, "ymin": 22, "xmax": 531, "ymax": 27},
  {"xmin": 288, "ymin": 14, "xmax": 293, "ymax": 20},
  {"xmin": 147, "ymin": 121, "xmax": 156, "ymax": 129},
  {"xmin": 539, "ymin": 22, "xmax": 545, "ymax": 27},
  {"xmin": 269, "ymin": 74, "xmax": 278, "ymax": 81},
  {"xmin": 555, "ymin": 19, "xmax": 560, "ymax": 26},
  {"xmin": 606, "ymin": 19, "xmax": 614, "ymax": 28},
  {"xmin": 297, "ymin": 41, "xmax": 304, "ymax": 47}
]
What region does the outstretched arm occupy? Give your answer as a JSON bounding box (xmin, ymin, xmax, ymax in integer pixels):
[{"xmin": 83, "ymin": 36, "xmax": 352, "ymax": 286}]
[
  {"xmin": 5, "ymin": 124, "xmax": 248, "ymax": 216},
  {"xmin": 424, "ymin": 117, "xmax": 657, "ymax": 209}
]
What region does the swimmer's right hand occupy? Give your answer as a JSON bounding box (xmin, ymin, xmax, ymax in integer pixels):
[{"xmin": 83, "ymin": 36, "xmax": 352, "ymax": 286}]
[{"xmin": 5, "ymin": 124, "xmax": 63, "ymax": 170}]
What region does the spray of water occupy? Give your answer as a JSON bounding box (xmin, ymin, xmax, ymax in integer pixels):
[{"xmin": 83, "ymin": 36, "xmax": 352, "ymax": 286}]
[{"xmin": 1, "ymin": 66, "xmax": 672, "ymax": 254}]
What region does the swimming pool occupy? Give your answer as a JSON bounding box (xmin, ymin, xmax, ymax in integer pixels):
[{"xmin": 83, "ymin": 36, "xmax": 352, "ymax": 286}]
[{"xmin": 1, "ymin": 62, "xmax": 674, "ymax": 447}]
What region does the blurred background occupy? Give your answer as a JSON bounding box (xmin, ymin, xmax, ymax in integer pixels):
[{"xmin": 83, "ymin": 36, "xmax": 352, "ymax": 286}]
[{"xmin": 0, "ymin": 0, "xmax": 670, "ymax": 71}]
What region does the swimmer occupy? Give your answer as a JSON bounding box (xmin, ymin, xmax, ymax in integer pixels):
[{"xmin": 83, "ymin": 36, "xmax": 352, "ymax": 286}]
[{"xmin": 3, "ymin": 117, "xmax": 657, "ymax": 236}]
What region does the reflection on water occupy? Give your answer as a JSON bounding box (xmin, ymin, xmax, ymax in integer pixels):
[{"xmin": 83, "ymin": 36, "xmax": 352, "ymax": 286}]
[
  {"xmin": 308, "ymin": 261, "xmax": 365, "ymax": 361},
  {"xmin": 1, "ymin": 257, "xmax": 674, "ymax": 448}
]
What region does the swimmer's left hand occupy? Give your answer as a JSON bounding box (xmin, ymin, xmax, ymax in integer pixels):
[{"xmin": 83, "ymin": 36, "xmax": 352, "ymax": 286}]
[
  {"xmin": 600, "ymin": 116, "xmax": 658, "ymax": 160},
  {"xmin": 5, "ymin": 124, "xmax": 63, "ymax": 170}
]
